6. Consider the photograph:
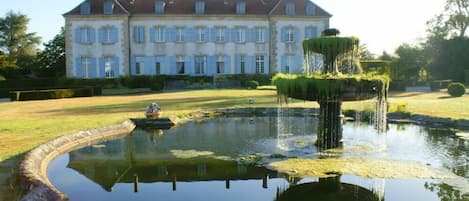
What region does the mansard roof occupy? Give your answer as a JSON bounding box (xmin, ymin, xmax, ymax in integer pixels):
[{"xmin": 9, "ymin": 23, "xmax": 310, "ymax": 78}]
[{"xmin": 64, "ymin": 0, "xmax": 331, "ymax": 17}]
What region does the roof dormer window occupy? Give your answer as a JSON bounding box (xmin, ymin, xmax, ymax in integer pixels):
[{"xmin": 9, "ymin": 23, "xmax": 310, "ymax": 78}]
[
  {"xmin": 195, "ymin": 1, "xmax": 205, "ymax": 14},
  {"xmin": 155, "ymin": 0, "xmax": 165, "ymax": 14},
  {"xmin": 306, "ymin": 3, "xmax": 316, "ymax": 16},
  {"xmin": 285, "ymin": 3, "xmax": 295, "ymax": 16},
  {"xmin": 80, "ymin": 2, "xmax": 91, "ymax": 15},
  {"xmin": 236, "ymin": 1, "xmax": 246, "ymax": 15},
  {"xmin": 104, "ymin": 0, "xmax": 114, "ymax": 15}
]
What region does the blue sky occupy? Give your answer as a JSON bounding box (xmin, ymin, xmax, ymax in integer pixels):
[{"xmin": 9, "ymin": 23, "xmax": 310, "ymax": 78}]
[{"xmin": 1, "ymin": 0, "xmax": 446, "ymax": 55}]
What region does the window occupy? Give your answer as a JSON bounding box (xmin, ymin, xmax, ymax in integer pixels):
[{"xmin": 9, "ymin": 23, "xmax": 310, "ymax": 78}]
[
  {"xmin": 306, "ymin": 3, "xmax": 316, "ymax": 16},
  {"xmin": 104, "ymin": 57, "xmax": 115, "ymax": 78},
  {"xmin": 216, "ymin": 27, "xmax": 225, "ymax": 42},
  {"xmin": 80, "ymin": 2, "xmax": 90, "ymax": 15},
  {"xmin": 285, "ymin": 55, "xmax": 294, "ymax": 73},
  {"xmin": 216, "ymin": 56, "xmax": 224, "ymax": 74},
  {"xmin": 155, "ymin": 27, "xmax": 164, "ymax": 42},
  {"xmin": 104, "ymin": 0, "xmax": 114, "ymax": 15},
  {"xmin": 135, "ymin": 62, "xmax": 143, "ymax": 75},
  {"xmin": 287, "ymin": 28, "xmax": 294, "ymax": 42},
  {"xmin": 285, "ymin": 3, "xmax": 295, "ymax": 16},
  {"xmin": 195, "ymin": 1, "xmax": 205, "ymax": 14},
  {"xmin": 305, "ymin": 27, "xmax": 317, "ymax": 39},
  {"xmin": 236, "ymin": 1, "xmax": 246, "ymax": 14},
  {"xmin": 176, "ymin": 27, "xmax": 184, "ymax": 42},
  {"xmin": 176, "ymin": 55, "xmax": 185, "ymax": 74},
  {"xmin": 81, "ymin": 57, "xmax": 91, "ymax": 78},
  {"xmin": 100, "ymin": 27, "xmax": 117, "ymax": 43},
  {"xmin": 194, "ymin": 56, "xmax": 206, "ymax": 74},
  {"xmin": 236, "ymin": 27, "xmax": 245, "ymax": 43},
  {"xmin": 134, "ymin": 27, "xmax": 145, "ymax": 43},
  {"xmin": 155, "ymin": 62, "xmax": 161, "ymax": 75},
  {"xmin": 255, "ymin": 55, "xmax": 264, "ymax": 73},
  {"xmin": 79, "ymin": 27, "xmax": 94, "ymax": 44},
  {"xmin": 240, "ymin": 55, "xmax": 245, "ymax": 74},
  {"xmin": 197, "ymin": 27, "xmax": 206, "ymax": 42},
  {"xmin": 155, "ymin": 0, "xmax": 165, "ymax": 14},
  {"xmin": 256, "ymin": 27, "xmax": 264, "ymax": 43}
]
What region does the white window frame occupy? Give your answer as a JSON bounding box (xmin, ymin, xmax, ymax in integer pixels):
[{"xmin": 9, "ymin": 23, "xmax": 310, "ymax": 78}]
[
  {"xmin": 134, "ymin": 27, "xmax": 145, "ymax": 43},
  {"xmin": 156, "ymin": 26, "xmax": 164, "ymax": 42},
  {"xmin": 176, "ymin": 27, "xmax": 184, "ymax": 42},
  {"xmin": 287, "ymin": 28, "xmax": 294, "ymax": 43},
  {"xmin": 216, "ymin": 27, "xmax": 225, "ymax": 42},
  {"xmin": 216, "ymin": 55, "xmax": 225, "ymax": 74},
  {"xmin": 197, "ymin": 27, "xmax": 205, "ymax": 42},
  {"xmin": 255, "ymin": 55, "xmax": 265, "ymax": 73},
  {"xmin": 236, "ymin": 27, "xmax": 245, "ymax": 43},
  {"xmin": 80, "ymin": 27, "xmax": 89, "ymax": 43},
  {"xmin": 104, "ymin": 57, "xmax": 115, "ymax": 78},
  {"xmin": 135, "ymin": 60, "xmax": 143, "ymax": 75},
  {"xmin": 176, "ymin": 55, "xmax": 185, "ymax": 74},
  {"xmin": 256, "ymin": 27, "xmax": 264, "ymax": 43},
  {"xmin": 103, "ymin": 27, "xmax": 112, "ymax": 43},
  {"xmin": 81, "ymin": 57, "xmax": 91, "ymax": 78},
  {"xmin": 194, "ymin": 56, "xmax": 206, "ymax": 75},
  {"xmin": 240, "ymin": 55, "xmax": 246, "ymax": 74}
]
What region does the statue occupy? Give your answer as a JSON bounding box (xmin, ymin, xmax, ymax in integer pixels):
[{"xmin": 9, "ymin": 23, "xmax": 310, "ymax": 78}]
[{"xmin": 145, "ymin": 102, "xmax": 162, "ymax": 119}]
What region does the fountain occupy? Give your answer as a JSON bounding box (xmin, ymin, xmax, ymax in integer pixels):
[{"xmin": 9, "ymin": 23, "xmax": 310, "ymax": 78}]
[{"xmin": 273, "ymin": 28, "xmax": 389, "ymax": 150}]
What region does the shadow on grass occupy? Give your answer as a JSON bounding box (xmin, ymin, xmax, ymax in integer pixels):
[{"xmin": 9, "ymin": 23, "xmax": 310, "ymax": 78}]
[{"xmin": 40, "ymin": 94, "xmax": 277, "ymax": 116}]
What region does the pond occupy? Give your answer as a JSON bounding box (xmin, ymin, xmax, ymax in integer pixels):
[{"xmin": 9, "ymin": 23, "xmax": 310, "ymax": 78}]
[{"xmin": 47, "ymin": 116, "xmax": 469, "ymax": 201}]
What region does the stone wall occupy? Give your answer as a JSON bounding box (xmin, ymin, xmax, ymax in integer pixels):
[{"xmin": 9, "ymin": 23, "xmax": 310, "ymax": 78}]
[{"xmin": 18, "ymin": 121, "xmax": 135, "ymax": 201}]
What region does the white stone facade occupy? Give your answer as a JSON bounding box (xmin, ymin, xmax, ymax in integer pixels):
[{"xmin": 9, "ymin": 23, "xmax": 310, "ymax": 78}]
[{"xmin": 64, "ymin": 0, "xmax": 330, "ymax": 78}]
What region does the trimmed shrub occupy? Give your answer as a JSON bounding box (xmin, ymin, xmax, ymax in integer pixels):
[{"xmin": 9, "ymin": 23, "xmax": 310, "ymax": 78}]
[
  {"xmin": 9, "ymin": 87, "xmax": 101, "ymax": 101},
  {"xmin": 244, "ymin": 80, "xmax": 259, "ymax": 89},
  {"xmin": 150, "ymin": 82, "xmax": 164, "ymax": 91},
  {"xmin": 447, "ymin": 82, "xmax": 466, "ymax": 97},
  {"xmin": 0, "ymin": 74, "xmax": 5, "ymax": 81}
]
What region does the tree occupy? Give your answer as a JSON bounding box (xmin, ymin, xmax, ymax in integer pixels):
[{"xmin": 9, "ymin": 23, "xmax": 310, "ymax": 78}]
[
  {"xmin": 428, "ymin": 37, "xmax": 469, "ymax": 82},
  {"xmin": 38, "ymin": 28, "xmax": 65, "ymax": 77},
  {"xmin": 427, "ymin": 0, "xmax": 469, "ymax": 38},
  {"xmin": 358, "ymin": 44, "xmax": 375, "ymax": 60},
  {"xmin": 0, "ymin": 11, "xmax": 41, "ymax": 67},
  {"xmin": 391, "ymin": 44, "xmax": 428, "ymax": 82}
]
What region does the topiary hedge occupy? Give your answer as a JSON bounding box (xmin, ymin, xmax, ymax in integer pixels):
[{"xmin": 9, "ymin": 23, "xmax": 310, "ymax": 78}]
[
  {"xmin": 244, "ymin": 80, "xmax": 259, "ymax": 89},
  {"xmin": 9, "ymin": 87, "xmax": 101, "ymax": 101},
  {"xmin": 447, "ymin": 82, "xmax": 466, "ymax": 97}
]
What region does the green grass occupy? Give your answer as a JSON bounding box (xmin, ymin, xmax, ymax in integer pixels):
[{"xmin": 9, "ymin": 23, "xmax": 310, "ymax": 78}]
[{"xmin": 0, "ymin": 89, "xmax": 468, "ymax": 162}]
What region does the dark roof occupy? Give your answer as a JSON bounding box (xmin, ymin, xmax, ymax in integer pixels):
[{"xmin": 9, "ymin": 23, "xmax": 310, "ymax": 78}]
[{"xmin": 64, "ymin": 0, "xmax": 331, "ymax": 17}]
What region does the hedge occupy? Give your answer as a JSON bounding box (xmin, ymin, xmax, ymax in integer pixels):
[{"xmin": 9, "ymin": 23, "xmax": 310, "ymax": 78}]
[{"xmin": 9, "ymin": 87, "xmax": 102, "ymax": 101}]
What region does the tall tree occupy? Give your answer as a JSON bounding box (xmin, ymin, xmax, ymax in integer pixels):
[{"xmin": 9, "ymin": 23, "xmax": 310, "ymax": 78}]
[
  {"xmin": 427, "ymin": 0, "xmax": 469, "ymax": 38},
  {"xmin": 0, "ymin": 11, "xmax": 41, "ymax": 63},
  {"xmin": 38, "ymin": 28, "xmax": 65, "ymax": 77},
  {"xmin": 392, "ymin": 44, "xmax": 427, "ymax": 82}
]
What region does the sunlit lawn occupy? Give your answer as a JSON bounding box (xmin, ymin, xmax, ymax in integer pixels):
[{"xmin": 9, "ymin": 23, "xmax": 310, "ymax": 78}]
[{"xmin": 0, "ymin": 88, "xmax": 468, "ymax": 162}]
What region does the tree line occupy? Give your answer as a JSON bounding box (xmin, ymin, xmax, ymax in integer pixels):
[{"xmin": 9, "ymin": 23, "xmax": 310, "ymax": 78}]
[
  {"xmin": 0, "ymin": 11, "xmax": 64, "ymax": 80},
  {"xmin": 361, "ymin": 0, "xmax": 469, "ymax": 84}
]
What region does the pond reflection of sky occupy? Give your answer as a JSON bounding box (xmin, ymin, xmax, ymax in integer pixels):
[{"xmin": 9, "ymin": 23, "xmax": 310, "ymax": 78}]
[{"xmin": 47, "ymin": 117, "xmax": 469, "ymax": 201}]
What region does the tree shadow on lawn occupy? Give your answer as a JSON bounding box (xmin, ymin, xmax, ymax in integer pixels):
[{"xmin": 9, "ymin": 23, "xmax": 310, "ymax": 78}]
[
  {"xmin": 40, "ymin": 95, "xmax": 277, "ymax": 116},
  {"xmin": 0, "ymin": 154, "xmax": 26, "ymax": 201}
]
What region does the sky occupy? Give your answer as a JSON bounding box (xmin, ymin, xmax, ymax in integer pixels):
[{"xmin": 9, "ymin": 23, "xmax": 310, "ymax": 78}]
[{"xmin": 0, "ymin": 0, "xmax": 446, "ymax": 55}]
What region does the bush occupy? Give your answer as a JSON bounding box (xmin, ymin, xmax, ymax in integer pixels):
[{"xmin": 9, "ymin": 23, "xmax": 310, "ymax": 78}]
[
  {"xmin": 9, "ymin": 87, "xmax": 101, "ymax": 101},
  {"xmin": 244, "ymin": 80, "xmax": 259, "ymax": 89},
  {"xmin": 0, "ymin": 74, "xmax": 5, "ymax": 81},
  {"xmin": 447, "ymin": 82, "xmax": 466, "ymax": 97},
  {"xmin": 150, "ymin": 82, "xmax": 164, "ymax": 91}
]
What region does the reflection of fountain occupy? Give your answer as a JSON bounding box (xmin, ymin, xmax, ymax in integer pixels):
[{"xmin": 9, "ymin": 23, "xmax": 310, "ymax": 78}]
[
  {"xmin": 274, "ymin": 29, "xmax": 389, "ymax": 150},
  {"xmin": 275, "ymin": 175, "xmax": 383, "ymax": 201}
]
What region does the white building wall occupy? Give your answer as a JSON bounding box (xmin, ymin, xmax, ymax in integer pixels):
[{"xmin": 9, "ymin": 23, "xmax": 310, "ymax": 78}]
[
  {"xmin": 273, "ymin": 18, "xmax": 329, "ymax": 73},
  {"xmin": 70, "ymin": 19, "xmax": 127, "ymax": 77}
]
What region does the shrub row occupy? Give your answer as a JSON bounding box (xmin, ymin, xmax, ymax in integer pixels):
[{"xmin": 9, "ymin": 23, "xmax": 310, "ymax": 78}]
[{"xmin": 10, "ymin": 87, "xmax": 102, "ymax": 101}]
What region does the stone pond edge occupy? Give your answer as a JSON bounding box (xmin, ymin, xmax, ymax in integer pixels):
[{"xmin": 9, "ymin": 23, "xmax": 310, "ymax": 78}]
[{"xmin": 17, "ymin": 107, "xmax": 469, "ymax": 201}]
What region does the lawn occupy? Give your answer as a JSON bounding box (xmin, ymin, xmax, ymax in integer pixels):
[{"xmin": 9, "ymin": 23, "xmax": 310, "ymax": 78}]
[{"xmin": 0, "ymin": 89, "xmax": 468, "ymax": 162}]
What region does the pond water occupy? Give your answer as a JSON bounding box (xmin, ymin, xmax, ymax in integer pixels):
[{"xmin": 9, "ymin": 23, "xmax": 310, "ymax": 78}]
[{"xmin": 47, "ymin": 116, "xmax": 469, "ymax": 201}]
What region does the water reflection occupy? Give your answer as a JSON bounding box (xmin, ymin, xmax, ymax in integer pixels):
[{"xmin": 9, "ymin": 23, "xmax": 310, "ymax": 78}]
[
  {"xmin": 276, "ymin": 176, "xmax": 381, "ymax": 201},
  {"xmin": 46, "ymin": 117, "xmax": 469, "ymax": 201}
]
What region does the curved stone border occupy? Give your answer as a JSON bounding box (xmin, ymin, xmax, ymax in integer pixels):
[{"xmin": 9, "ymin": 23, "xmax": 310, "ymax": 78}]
[{"xmin": 19, "ymin": 120, "xmax": 135, "ymax": 201}]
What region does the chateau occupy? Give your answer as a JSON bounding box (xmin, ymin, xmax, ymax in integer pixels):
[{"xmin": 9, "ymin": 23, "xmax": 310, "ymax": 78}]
[{"xmin": 64, "ymin": 0, "xmax": 330, "ymax": 78}]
